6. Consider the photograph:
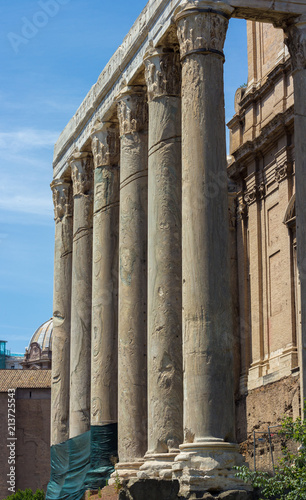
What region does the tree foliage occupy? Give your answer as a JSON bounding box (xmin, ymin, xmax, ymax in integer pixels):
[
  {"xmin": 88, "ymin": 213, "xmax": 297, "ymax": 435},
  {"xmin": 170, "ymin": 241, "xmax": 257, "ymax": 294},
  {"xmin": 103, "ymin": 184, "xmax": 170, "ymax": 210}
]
[
  {"xmin": 235, "ymin": 413, "xmax": 306, "ymax": 500},
  {"xmin": 4, "ymin": 489, "xmax": 45, "ymax": 500}
]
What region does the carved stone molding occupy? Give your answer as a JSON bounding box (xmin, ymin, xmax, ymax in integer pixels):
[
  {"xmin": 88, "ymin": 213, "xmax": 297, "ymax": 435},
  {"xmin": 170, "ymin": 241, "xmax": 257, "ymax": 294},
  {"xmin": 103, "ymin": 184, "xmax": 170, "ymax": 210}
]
[
  {"xmin": 175, "ymin": 3, "xmax": 233, "ymax": 60},
  {"xmin": 91, "ymin": 121, "xmax": 120, "ymax": 169},
  {"xmin": 144, "ymin": 46, "xmax": 181, "ymax": 101},
  {"xmin": 243, "ymin": 182, "xmax": 265, "ymax": 205},
  {"xmin": 228, "ymin": 195, "xmax": 237, "ymax": 229},
  {"xmin": 237, "ymin": 200, "xmax": 247, "ymax": 221},
  {"xmin": 116, "ymin": 86, "xmax": 148, "ymax": 136},
  {"xmin": 51, "ymin": 179, "xmax": 72, "ymax": 222},
  {"xmin": 258, "ymin": 182, "xmax": 265, "ymax": 199},
  {"xmin": 275, "ymin": 162, "xmax": 290, "ymax": 183},
  {"xmin": 243, "ymin": 186, "xmax": 257, "ymax": 206},
  {"xmin": 284, "ymin": 20, "xmax": 306, "ymax": 71},
  {"xmin": 69, "ymin": 152, "xmax": 93, "ymax": 197}
]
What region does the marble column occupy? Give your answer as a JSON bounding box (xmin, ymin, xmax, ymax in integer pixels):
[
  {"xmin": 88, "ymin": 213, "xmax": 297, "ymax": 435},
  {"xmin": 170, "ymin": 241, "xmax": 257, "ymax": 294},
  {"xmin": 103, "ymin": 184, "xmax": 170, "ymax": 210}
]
[
  {"xmin": 90, "ymin": 121, "xmax": 120, "ymax": 427},
  {"xmin": 284, "ymin": 17, "xmax": 306, "ymax": 413},
  {"xmin": 50, "ymin": 179, "xmax": 73, "ymax": 445},
  {"xmin": 69, "ymin": 152, "xmax": 93, "ymax": 439},
  {"xmin": 116, "ymin": 86, "xmax": 148, "ymax": 477},
  {"xmin": 172, "ymin": 3, "xmax": 246, "ymax": 494},
  {"xmin": 138, "ymin": 47, "xmax": 183, "ymax": 480}
]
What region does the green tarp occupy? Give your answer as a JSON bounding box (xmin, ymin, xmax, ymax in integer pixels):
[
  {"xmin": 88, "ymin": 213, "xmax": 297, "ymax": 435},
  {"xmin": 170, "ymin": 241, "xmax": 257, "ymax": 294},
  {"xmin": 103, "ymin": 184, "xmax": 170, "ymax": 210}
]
[{"xmin": 46, "ymin": 424, "xmax": 118, "ymax": 500}]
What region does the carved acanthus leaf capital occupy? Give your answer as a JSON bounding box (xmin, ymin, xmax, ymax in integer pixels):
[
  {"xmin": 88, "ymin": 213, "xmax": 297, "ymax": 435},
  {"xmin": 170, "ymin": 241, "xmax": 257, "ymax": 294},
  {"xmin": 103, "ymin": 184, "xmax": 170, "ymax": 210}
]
[
  {"xmin": 51, "ymin": 179, "xmax": 72, "ymax": 221},
  {"xmin": 69, "ymin": 152, "xmax": 93, "ymax": 197},
  {"xmin": 144, "ymin": 47, "xmax": 181, "ymax": 101},
  {"xmin": 90, "ymin": 121, "xmax": 120, "ymax": 169},
  {"xmin": 284, "ymin": 19, "xmax": 306, "ymax": 71},
  {"xmin": 116, "ymin": 86, "xmax": 148, "ymax": 136},
  {"xmin": 175, "ymin": 2, "xmax": 233, "ymax": 60}
]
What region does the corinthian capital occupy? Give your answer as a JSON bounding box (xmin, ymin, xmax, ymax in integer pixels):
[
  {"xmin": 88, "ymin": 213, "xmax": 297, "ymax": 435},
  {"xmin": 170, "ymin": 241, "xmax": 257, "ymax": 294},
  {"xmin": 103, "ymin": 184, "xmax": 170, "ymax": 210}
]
[
  {"xmin": 116, "ymin": 86, "xmax": 148, "ymax": 136},
  {"xmin": 51, "ymin": 179, "xmax": 72, "ymax": 222},
  {"xmin": 144, "ymin": 46, "xmax": 181, "ymax": 101},
  {"xmin": 284, "ymin": 18, "xmax": 306, "ymax": 71},
  {"xmin": 69, "ymin": 152, "xmax": 93, "ymax": 197},
  {"xmin": 90, "ymin": 121, "xmax": 120, "ymax": 169},
  {"xmin": 175, "ymin": 1, "xmax": 233, "ymax": 60}
]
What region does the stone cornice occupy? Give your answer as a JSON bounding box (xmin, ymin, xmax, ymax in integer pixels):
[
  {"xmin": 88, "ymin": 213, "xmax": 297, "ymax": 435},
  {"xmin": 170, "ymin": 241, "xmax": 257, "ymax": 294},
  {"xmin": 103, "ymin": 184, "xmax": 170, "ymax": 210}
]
[
  {"xmin": 228, "ymin": 105, "xmax": 294, "ymax": 176},
  {"xmin": 90, "ymin": 121, "xmax": 119, "ymax": 169},
  {"xmin": 231, "ymin": 57, "xmax": 292, "ymax": 119}
]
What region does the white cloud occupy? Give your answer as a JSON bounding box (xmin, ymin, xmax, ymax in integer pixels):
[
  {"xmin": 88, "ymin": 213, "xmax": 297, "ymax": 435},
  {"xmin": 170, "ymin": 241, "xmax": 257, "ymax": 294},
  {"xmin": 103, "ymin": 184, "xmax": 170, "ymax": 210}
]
[
  {"xmin": 0, "ymin": 128, "xmax": 59, "ymax": 151},
  {"xmin": 0, "ymin": 193, "xmax": 52, "ymax": 217}
]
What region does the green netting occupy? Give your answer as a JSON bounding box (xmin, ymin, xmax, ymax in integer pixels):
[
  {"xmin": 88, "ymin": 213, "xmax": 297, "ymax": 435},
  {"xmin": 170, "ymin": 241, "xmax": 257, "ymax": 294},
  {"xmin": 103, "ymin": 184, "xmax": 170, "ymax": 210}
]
[
  {"xmin": 46, "ymin": 424, "xmax": 118, "ymax": 500},
  {"xmin": 85, "ymin": 424, "xmax": 118, "ymax": 490}
]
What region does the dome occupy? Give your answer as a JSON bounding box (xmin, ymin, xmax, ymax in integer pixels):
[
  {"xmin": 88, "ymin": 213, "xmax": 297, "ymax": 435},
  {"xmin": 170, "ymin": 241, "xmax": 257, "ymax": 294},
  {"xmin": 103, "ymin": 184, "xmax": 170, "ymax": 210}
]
[
  {"xmin": 23, "ymin": 318, "xmax": 53, "ymax": 370},
  {"xmin": 28, "ymin": 318, "xmax": 53, "ymax": 351}
]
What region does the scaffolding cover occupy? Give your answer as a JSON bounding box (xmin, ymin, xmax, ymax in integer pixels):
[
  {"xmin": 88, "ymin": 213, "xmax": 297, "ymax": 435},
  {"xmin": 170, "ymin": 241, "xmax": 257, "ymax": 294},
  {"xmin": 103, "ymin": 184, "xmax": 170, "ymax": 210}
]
[{"xmin": 46, "ymin": 424, "xmax": 118, "ymax": 500}]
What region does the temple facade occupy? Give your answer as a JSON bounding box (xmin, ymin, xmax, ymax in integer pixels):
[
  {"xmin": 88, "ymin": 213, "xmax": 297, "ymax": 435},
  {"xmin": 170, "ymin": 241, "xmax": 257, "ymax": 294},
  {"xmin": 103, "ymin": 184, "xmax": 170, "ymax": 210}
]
[{"xmin": 49, "ymin": 0, "xmax": 306, "ymax": 498}]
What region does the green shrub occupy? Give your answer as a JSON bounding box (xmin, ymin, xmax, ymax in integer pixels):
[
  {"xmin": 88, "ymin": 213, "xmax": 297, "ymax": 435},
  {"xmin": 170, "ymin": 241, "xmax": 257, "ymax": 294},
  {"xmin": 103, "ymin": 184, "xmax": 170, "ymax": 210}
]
[
  {"xmin": 4, "ymin": 489, "xmax": 45, "ymax": 500},
  {"xmin": 235, "ymin": 411, "xmax": 306, "ymax": 500}
]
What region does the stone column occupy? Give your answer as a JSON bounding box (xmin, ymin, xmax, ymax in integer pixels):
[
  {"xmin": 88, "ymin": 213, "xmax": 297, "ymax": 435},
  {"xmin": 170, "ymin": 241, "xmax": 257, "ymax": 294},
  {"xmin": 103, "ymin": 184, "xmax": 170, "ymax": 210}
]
[
  {"xmin": 138, "ymin": 47, "xmax": 183, "ymax": 480},
  {"xmin": 90, "ymin": 121, "xmax": 120, "ymax": 426},
  {"xmin": 172, "ymin": 3, "xmax": 246, "ymax": 495},
  {"xmin": 69, "ymin": 152, "xmax": 93, "ymax": 439},
  {"xmin": 115, "ymin": 86, "xmax": 148, "ymax": 478},
  {"xmin": 50, "ymin": 179, "xmax": 73, "ymax": 446},
  {"xmin": 284, "ymin": 17, "xmax": 306, "ymax": 412}
]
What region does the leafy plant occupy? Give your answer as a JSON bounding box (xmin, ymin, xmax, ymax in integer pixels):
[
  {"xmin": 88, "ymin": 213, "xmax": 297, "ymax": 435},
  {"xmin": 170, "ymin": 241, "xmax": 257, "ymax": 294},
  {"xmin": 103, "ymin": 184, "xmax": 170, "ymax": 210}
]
[
  {"xmin": 114, "ymin": 471, "xmax": 122, "ymax": 494},
  {"xmin": 235, "ymin": 412, "xmax": 306, "ymax": 500},
  {"xmin": 5, "ymin": 489, "xmax": 45, "ymax": 500}
]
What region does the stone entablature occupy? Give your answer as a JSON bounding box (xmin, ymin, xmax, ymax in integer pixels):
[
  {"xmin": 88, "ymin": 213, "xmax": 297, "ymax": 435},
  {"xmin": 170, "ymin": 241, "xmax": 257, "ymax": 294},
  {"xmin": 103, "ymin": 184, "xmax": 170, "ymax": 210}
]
[{"xmin": 52, "ymin": 0, "xmax": 305, "ymax": 180}]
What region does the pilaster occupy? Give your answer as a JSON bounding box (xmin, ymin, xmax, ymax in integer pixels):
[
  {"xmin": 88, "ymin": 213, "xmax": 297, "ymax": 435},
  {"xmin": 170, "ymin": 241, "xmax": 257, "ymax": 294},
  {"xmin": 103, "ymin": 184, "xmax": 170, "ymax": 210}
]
[{"xmin": 284, "ymin": 16, "xmax": 306, "ymax": 413}]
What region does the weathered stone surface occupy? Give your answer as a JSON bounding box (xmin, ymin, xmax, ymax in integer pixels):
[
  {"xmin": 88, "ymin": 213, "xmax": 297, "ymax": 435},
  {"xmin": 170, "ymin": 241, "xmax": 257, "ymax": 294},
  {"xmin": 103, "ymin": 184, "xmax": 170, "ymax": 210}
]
[
  {"xmin": 117, "ymin": 87, "xmax": 148, "ymax": 464},
  {"xmin": 172, "ymin": 4, "xmax": 243, "ymax": 494},
  {"xmin": 141, "ymin": 46, "xmax": 183, "ymax": 469},
  {"xmin": 119, "ymin": 478, "xmax": 180, "ymax": 500},
  {"xmin": 51, "ymin": 179, "xmax": 73, "ymax": 445},
  {"xmin": 284, "ymin": 17, "xmax": 306, "ymax": 409},
  {"xmin": 90, "ymin": 122, "xmax": 120, "ymax": 426},
  {"xmin": 69, "ymin": 152, "xmax": 93, "ymax": 438},
  {"xmin": 176, "ymin": 5, "xmax": 235, "ymax": 445},
  {"xmin": 218, "ymin": 491, "xmax": 252, "ymax": 500}
]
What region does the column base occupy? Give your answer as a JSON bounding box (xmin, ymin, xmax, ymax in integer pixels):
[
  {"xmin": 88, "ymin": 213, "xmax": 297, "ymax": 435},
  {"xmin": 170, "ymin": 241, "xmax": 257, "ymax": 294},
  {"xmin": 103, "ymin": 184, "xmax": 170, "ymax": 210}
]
[
  {"xmin": 109, "ymin": 460, "xmax": 144, "ymax": 485},
  {"xmin": 137, "ymin": 453, "xmax": 179, "ymax": 480},
  {"xmin": 172, "ymin": 441, "xmax": 251, "ymax": 496}
]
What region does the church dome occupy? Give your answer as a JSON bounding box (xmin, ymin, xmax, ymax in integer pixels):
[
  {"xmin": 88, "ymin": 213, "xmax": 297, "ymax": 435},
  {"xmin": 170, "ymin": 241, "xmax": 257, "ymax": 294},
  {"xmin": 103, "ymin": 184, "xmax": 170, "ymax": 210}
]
[
  {"xmin": 28, "ymin": 318, "xmax": 53, "ymax": 351},
  {"xmin": 23, "ymin": 318, "xmax": 53, "ymax": 370}
]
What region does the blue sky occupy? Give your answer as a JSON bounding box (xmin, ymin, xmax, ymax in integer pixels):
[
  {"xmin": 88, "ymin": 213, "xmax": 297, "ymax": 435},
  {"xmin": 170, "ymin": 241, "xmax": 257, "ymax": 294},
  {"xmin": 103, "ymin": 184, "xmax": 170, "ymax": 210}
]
[{"xmin": 0, "ymin": 0, "xmax": 248, "ymax": 355}]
